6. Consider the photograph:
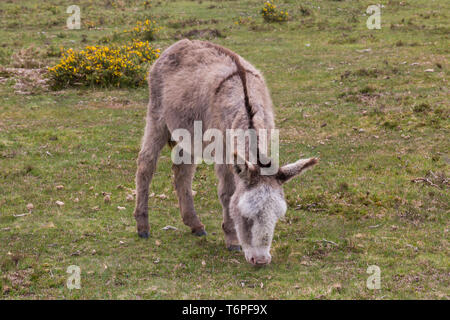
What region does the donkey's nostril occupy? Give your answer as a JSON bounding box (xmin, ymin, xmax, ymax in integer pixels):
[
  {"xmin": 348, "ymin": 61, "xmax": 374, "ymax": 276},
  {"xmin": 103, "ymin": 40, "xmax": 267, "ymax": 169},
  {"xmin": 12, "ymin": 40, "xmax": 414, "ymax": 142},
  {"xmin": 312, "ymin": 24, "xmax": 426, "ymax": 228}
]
[{"xmin": 249, "ymin": 255, "xmax": 271, "ymax": 266}]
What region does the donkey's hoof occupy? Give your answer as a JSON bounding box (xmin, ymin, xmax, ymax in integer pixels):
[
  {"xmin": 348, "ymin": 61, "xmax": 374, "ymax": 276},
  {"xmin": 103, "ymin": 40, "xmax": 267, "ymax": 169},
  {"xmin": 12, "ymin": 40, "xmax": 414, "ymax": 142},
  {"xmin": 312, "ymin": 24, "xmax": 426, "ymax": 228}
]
[
  {"xmin": 227, "ymin": 245, "xmax": 241, "ymax": 252},
  {"xmin": 138, "ymin": 231, "xmax": 150, "ymax": 239},
  {"xmin": 193, "ymin": 229, "xmax": 207, "ymax": 237}
]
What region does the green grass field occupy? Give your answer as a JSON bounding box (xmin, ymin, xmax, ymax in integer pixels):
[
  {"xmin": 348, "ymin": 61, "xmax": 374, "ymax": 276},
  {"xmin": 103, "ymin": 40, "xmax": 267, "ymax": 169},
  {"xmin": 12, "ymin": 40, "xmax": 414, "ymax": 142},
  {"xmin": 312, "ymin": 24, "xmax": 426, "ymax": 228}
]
[{"xmin": 0, "ymin": 0, "xmax": 448, "ymax": 299}]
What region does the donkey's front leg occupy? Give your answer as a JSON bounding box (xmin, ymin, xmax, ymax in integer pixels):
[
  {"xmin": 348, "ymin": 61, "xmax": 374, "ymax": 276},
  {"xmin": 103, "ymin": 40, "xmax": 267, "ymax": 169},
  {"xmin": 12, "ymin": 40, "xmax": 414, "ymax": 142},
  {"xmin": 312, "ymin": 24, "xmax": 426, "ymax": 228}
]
[
  {"xmin": 215, "ymin": 164, "xmax": 240, "ymax": 251},
  {"xmin": 134, "ymin": 120, "xmax": 168, "ymax": 238},
  {"xmin": 172, "ymin": 163, "xmax": 206, "ymax": 236}
]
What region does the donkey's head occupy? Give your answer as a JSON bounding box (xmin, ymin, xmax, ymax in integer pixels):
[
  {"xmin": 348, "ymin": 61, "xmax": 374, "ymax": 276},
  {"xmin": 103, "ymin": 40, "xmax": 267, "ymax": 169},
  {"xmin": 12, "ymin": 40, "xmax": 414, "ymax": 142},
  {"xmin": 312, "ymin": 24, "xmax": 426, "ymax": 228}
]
[{"xmin": 230, "ymin": 156, "xmax": 318, "ymax": 266}]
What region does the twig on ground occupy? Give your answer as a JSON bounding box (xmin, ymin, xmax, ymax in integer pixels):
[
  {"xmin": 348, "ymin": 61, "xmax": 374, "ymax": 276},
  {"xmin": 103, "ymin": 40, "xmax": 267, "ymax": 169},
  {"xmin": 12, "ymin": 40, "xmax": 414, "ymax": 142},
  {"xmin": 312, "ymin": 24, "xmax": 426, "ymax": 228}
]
[
  {"xmin": 318, "ymin": 239, "xmax": 339, "ymax": 246},
  {"xmin": 13, "ymin": 213, "xmax": 29, "ymax": 217},
  {"xmin": 411, "ymin": 177, "xmax": 440, "ymax": 188},
  {"xmin": 162, "ymin": 225, "xmax": 178, "ymax": 231}
]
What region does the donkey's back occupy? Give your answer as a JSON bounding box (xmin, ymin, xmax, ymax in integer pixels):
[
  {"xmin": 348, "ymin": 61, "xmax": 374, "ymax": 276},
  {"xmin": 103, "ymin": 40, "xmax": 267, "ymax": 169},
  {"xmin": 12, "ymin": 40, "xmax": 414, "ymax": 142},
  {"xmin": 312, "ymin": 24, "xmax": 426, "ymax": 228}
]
[{"xmin": 147, "ymin": 39, "xmax": 274, "ymax": 134}]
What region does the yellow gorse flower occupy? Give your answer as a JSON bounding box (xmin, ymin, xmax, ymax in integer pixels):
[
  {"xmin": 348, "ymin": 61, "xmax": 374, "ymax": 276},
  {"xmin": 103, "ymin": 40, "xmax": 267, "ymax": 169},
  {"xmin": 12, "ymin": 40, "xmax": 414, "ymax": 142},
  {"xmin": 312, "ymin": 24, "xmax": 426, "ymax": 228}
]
[
  {"xmin": 48, "ymin": 40, "xmax": 160, "ymax": 88},
  {"xmin": 261, "ymin": 1, "xmax": 289, "ymax": 22},
  {"xmin": 123, "ymin": 19, "xmax": 162, "ymax": 41}
]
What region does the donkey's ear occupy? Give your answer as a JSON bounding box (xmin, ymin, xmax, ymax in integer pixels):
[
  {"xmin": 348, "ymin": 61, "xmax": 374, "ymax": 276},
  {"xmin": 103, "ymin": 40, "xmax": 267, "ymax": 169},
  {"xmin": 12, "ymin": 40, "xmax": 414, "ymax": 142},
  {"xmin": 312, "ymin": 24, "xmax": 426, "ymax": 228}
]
[
  {"xmin": 276, "ymin": 158, "xmax": 318, "ymax": 184},
  {"xmin": 233, "ymin": 152, "xmax": 259, "ymax": 183}
]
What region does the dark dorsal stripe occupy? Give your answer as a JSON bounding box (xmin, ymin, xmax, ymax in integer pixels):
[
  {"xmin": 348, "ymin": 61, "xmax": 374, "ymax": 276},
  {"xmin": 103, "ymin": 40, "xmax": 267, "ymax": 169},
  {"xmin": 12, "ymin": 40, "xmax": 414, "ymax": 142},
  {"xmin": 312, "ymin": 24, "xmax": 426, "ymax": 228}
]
[
  {"xmin": 215, "ymin": 71, "xmax": 239, "ymax": 94},
  {"xmin": 206, "ymin": 42, "xmax": 271, "ymax": 168},
  {"xmin": 205, "ymin": 42, "xmax": 255, "ymax": 129},
  {"xmin": 215, "ymin": 69, "xmax": 260, "ymax": 95}
]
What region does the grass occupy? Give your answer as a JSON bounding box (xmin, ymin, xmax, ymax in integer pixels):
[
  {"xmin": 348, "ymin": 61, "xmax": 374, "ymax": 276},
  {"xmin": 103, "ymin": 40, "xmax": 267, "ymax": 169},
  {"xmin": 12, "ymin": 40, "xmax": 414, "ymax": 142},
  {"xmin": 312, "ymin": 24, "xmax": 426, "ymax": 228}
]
[{"xmin": 0, "ymin": 0, "xmax": 449, "ymax": 299}]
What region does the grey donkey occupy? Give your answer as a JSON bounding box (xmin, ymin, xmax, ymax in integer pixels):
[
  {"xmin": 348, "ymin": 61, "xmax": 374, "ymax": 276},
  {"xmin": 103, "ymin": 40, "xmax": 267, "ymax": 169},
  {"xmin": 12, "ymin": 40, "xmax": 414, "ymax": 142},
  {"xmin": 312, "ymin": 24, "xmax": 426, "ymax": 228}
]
[{"xmin": 134, "ymin": 39, "xmax": 318, "ymax": 266}]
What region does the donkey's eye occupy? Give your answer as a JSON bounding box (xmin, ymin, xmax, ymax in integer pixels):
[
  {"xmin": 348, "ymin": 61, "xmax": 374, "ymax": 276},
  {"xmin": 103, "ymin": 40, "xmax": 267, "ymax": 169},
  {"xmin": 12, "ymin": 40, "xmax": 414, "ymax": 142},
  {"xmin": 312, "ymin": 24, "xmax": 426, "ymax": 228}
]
[
  {"xmin": 242, "ymin": 217, "xmax": 254, "ymax": 244},
  {"xmin": 243, "ymin": 217, "xmax": 253, "ymax": 228},
  {"xmin": 242, "ymin": 217, "xmax": 254, "ymax": 232}
]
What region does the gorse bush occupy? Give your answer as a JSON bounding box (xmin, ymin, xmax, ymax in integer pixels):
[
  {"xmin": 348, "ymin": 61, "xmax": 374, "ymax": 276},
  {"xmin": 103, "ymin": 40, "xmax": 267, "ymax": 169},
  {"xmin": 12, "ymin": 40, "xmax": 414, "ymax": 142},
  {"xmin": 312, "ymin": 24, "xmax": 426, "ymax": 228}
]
[
  {"xmin": 47, "ymin": 41, "xmax": 160, "ymax": 88},
  {"xmin": 260, "ymin": 1, "xmax": 289, "ymax": 22},
  {"xmin": 124, "ymin": 19, "xmax": 162, "ymax": 41}
]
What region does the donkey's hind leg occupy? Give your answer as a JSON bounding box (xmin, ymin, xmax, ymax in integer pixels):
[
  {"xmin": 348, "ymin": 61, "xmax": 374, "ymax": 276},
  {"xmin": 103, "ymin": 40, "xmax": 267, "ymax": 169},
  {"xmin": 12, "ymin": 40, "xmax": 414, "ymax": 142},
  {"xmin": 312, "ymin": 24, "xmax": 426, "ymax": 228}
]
[
  {"xmin": 134, "ymin": 120, "xmax": 169, "ymax": 238},
  {"xmin": 172, "ymin": 163, "xmax": 206, "ymax": 236}
]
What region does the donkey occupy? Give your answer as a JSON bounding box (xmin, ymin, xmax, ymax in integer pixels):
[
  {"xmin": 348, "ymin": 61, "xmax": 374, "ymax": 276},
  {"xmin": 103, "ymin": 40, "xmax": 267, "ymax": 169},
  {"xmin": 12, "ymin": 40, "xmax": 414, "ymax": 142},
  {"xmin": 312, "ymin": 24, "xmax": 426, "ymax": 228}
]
[{"xmin": 134, "ymin": 39, "xmax": 318, "ymax": 266}]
